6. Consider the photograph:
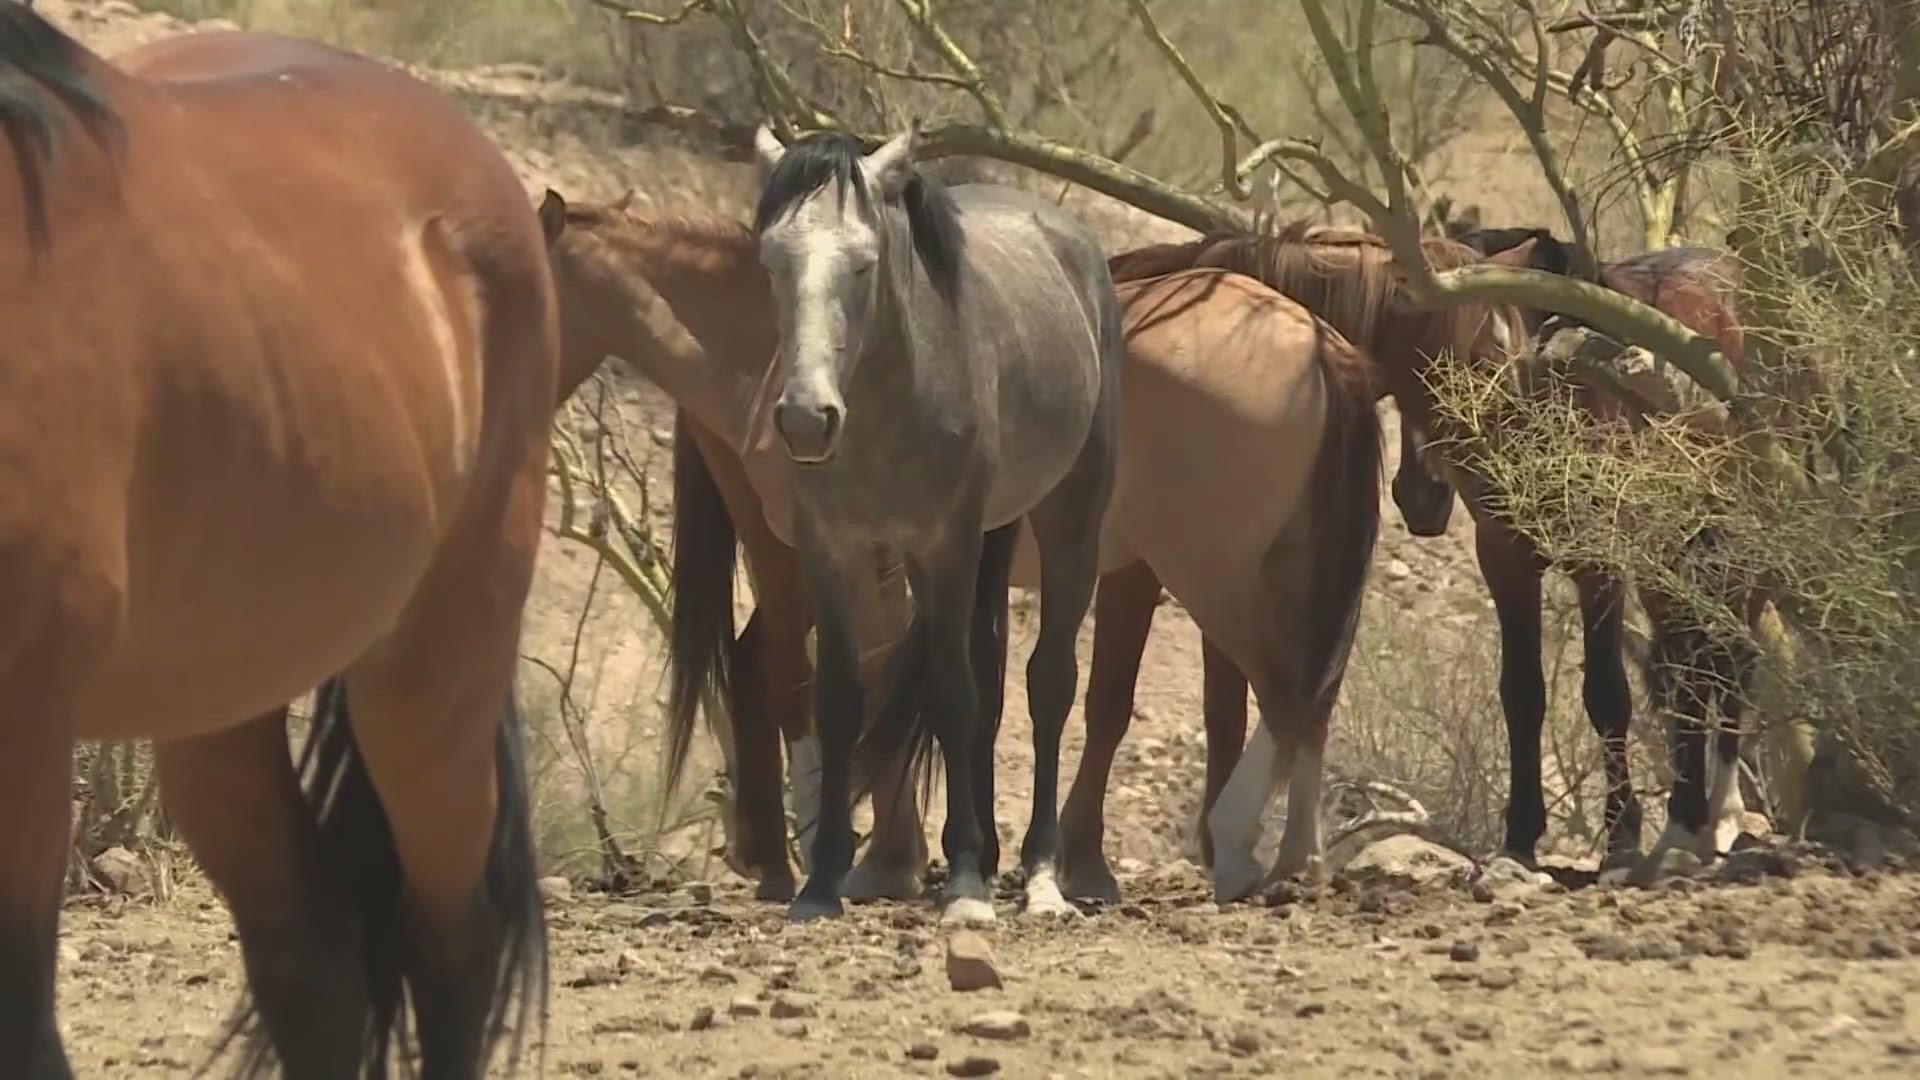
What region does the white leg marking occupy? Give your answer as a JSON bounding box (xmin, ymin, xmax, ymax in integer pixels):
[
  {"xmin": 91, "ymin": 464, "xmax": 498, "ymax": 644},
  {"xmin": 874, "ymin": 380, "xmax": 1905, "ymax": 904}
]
[
  {"xmin": 1704, "ymin": 750, "xmax": 1743, "ymax": 859},
  {"xmin": 941, "ymin": 896, "xmax": 997, "ymax": 926},
  {"xmin": 1023, "ymin": 865, "xmax": 1079, "ymax": 918},
  {"xmin": 1208, "ymin": 720, "xmax": 1281, "ymax": 903},
  {"xmin": 1270, "ymin": 741, "xmax": 1326, "ymax": 881},
  {"xmin": 788, "ymin": 734, "xmax": 822, "ymax": 875}
]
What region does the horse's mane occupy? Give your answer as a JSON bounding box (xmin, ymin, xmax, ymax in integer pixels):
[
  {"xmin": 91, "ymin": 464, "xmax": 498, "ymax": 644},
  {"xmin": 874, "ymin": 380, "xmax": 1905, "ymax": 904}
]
[
  {"xmin": 751, "ymin": 130, "xmax": 966, "ymax": 300},
  {"xmin": 1109, "ymin": 223, "xmax": 1487, "ymax": 359},
  {"xmin": 0, "ymin": 4, "xmax": 121, "ymax": 248}
]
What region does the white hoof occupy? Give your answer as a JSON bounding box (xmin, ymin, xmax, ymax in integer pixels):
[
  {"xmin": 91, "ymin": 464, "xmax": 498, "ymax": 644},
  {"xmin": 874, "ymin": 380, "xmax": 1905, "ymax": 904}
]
[
  {"xmin": 1023, "ymin": 867, "xmax": 1080, "ymax": 918},
  {"xmin": 940, "ymin": 896, "xmax": 998, "ymax": 927}
]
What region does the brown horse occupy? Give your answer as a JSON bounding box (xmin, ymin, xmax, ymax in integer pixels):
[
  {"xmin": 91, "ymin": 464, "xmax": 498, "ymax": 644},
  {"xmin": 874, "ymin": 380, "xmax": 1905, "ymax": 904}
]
[
  {"xmin": 538, "ymin": 191, "xmax": 1386, "ymax": 904},
  {"xmin": 1, "ymin": 13, "xmax": 554, "ymax": 1078}
]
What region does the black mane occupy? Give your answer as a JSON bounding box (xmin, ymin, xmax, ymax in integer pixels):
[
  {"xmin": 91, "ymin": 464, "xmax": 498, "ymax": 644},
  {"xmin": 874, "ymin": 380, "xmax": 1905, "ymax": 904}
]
[
  {"xmin": 0, "ymin": 3, "xmax": 121, "ymax": 249},
  {"xmin": 751, "ymin": 129, "xmax": 966, "ymax": 300}
]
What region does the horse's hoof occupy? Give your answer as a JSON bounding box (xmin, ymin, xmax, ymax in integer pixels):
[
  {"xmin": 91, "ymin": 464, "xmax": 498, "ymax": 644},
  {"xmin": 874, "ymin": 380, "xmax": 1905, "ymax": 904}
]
[
  {"xmin": 786, "ymin": 895, "xmax": 845, "ymax": 922},
  {"xmin": 1059, "ymin": 862, "xmax": 1124, "ymax": 905},
  {"xmin": 1022, "ymin": 867, "xmax": 1081, "ymax": 918},
  {"xmin": 843, "ymin": 864, "xmax": 925, "ymax": 901},
  {"xmin": 1211, "ymin": 853, "xmax": 1263, "ymax": 905},
  {"xmin": 939, "ymin": 896, "xmax": 997, "ymax": 926},
  {"xmin": 754, "ymin": 876, "xmax": 798, "ymax": 903}
]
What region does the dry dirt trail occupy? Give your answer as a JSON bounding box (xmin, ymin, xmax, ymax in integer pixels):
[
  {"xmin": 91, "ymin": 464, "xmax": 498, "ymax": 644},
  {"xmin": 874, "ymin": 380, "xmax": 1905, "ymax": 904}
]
[{"xmin": 28, "ymin": 1, "xmax": 1920, "ymax": 1077}]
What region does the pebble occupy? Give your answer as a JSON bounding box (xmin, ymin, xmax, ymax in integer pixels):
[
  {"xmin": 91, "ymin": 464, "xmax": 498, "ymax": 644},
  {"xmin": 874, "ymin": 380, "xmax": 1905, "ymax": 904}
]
[
  {"xmin": 769, "ymin": 992, "xmax": 816, "ymax": 1019},
  {"xmin": 946, "ymin": 1055, "xmax": 1001, "ymax": 1077},
  {"xmin": 956, "ymin": 1010, "xmax": 1030, "ymax": 1040},
  {"xmin": 946, "ymin": 931, "xmax": 1003, "ymax": 992},
  {"xmin": 772, "ymin": 1019, "xmax": 808, "ymax": 1039},
  {"xmin": 727, "ymin": 996, "xmax": 762, "ymax": 1018},
  {"xmin": 907, "ymin": 1042, "xmax": 940, "ymax": 1060},
  {"xmin": 687, "ymin": 1006, "xmax": 716, "ymax": 1032},
  {"xmin": 1448, "ymin": 940, "xmax": 1480, "ymax": 962}
]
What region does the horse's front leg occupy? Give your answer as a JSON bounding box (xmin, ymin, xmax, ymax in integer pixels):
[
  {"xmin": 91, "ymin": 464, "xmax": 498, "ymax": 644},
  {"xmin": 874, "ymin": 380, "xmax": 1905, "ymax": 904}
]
[
  {"xmin": 907, "ymin": 534, "xmax": 997, "ymax": 927},
  {"xmin": 788, "ymin": 548, "xmax": 866, "ymax": 922}
]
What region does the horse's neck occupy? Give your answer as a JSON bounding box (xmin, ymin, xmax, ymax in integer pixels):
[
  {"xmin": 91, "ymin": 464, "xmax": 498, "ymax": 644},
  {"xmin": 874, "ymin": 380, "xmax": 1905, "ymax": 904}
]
[{"xmin": 620, "ymin": 237, "xmax": 775, "ymax": 451}]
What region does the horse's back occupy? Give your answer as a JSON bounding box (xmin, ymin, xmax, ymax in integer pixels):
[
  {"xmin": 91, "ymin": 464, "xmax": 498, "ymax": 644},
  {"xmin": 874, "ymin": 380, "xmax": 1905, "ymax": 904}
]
[{"xmin": 10, "ymin": 29, "xmax": 559, "ymax": 736}]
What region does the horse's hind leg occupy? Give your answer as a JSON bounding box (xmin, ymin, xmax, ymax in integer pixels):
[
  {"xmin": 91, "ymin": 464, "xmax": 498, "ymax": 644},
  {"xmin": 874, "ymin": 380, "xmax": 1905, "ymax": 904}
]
[
  {"xmin": 339, "ymin": 485, "xmax": 549, "ymax": 1076},
  {"xmin": 157, "ymin": 709, "xmax": 366, "ymax": 1079},
  {"xmin": 1573, "ymin": 570, "xmax": 1644, "ymax": 862},
  {"xmin": 0, "ymin": 711, "xmax": 79, "ymax": 1079},
  {"xmin": 1059, "ymin": 560, "xmax": 1161, "ymax": 903}
]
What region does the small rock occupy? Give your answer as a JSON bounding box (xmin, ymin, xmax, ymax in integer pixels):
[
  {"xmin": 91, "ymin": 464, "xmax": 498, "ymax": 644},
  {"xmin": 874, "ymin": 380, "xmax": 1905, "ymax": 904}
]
[
  {"xmin": 91, "ymin": 848, "xmax": 153, "ymax": 897},
  {"xmin": 687, "ymin": 1006, "xmax": 716, "ymax": 1032},
  {"xmin": 1448, "ymin": 940, "xmax": 1480, "ymax": 962},
  {"xmin": 769, "ymin": 992, "xmax": 816, "ymax": 1019},
  {"xmin": 772, "ymin": 1019, "xmax": 809, "ymax": 1039},
  {"xmin": 698, "ymin": 963, "xmax": 738, "ymax": 985},
  {"xmin": 946, "ymin": 1055, "xmax": 1001, "ymax": 1077},
  {"xmin": 1386, "ymin": 559, "xmax": 1413, "ymax": 581},
  {"xmin": 1227, "ymin": 1027, "xmax": 1263, "ymax": 1055},
  {"xmin": 536, "ymin": 876, "xmax": 572, "ymax": 902},
  {"xmin": 907, "ymin": 1042, "xmax": 940, "ymax": 1060},
  {"xmin": 728, "ymin": 996, "xmax": 762, "ymax": 1018},
  {"xmin": 564, "ymin": 965, "xmax": 620, "ymax": 989},
  {"xmin": 956, "ymin": 1011, "xmax": 1030, "ymax": 1041},
  {"xmin": 1341, "ymin": 835, "xmax": 1473, "ymax": 889},
  {"xmin": 1296, "ymin": 1002, "xmax": 1327, "ymax": 1018},
  {"xmin": 945, "ymin": 931, "xmax": 1002, "ymax": 992},
  {"xmin": 1478, "ymin": 969, "xmax": 1518, "ymax": 990},
  {"xmin": 617, "ymin": 949, "xmax": 646, "ymax": 974},
  {"xmin": 636, "ymin": 910, "xmax": 671, "ymax": 929}
]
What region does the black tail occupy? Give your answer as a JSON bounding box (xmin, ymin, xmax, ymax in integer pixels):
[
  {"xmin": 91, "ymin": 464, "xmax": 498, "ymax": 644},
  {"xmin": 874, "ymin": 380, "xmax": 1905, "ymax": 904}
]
[
  {"xmin": 213, "ymin": 677, "xmax": 549, "ymax": 1078},
  {"xmin": 853, "ymin": 609, "xmax": 942, "ymax": 818},
  {"xmin": 1290, "ymin": 325, "xmax": 1386, "ymax": 700},
  {"xmin": 664, "ymin": 408, "xmax": 738, "ymax": 796}
]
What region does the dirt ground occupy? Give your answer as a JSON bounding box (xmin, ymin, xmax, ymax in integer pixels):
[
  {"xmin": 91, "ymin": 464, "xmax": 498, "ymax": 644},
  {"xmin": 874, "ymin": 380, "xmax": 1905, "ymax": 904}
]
[
  {"xmin": 53, "ymin": 857, "xmax": 1920, "ymax": 1078},
  {"xmin": 31, "ymin": 1, "xmax": 1920, "ymax": 1077}
]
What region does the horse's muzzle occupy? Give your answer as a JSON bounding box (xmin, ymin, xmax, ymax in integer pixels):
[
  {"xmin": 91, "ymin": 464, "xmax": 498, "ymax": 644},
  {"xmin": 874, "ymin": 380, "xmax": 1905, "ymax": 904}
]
[{"xmin": 773, "ymin": 397, "xmax": 844, "ymax": 465}]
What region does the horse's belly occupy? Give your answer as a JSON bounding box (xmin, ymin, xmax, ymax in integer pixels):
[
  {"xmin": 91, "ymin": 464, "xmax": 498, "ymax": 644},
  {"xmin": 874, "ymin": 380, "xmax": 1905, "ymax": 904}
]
[{"xmin": 75, "ymin": 466, "xmax": 448, "ymax": 741}]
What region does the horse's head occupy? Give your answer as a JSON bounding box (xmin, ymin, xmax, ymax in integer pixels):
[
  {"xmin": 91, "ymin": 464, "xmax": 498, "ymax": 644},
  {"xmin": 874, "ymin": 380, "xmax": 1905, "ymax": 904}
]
[{"xmin": 750, "ymin": 124, "xmax": 927, "ymax": 465}]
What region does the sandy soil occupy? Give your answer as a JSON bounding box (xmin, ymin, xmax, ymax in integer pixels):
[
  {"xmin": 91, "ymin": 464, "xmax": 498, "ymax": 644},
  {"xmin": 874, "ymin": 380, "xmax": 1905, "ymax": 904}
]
[
  {"xmin": 53, "ymin": 856, "xmax": 1920, "ymax": 1078},
  {"xmin": 31, "ymin": 1, "xmax": 1920, "ymax": 1077}
]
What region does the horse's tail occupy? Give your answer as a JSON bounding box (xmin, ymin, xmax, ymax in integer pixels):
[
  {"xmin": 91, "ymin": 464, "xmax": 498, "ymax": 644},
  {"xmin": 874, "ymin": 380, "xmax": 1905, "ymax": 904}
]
[
  {"xmin": 848, "ymin": 606, "xmax": 938, "ymax": 816},
  {"xmin": 1292, "ymin": 322, "xmax": 1385, "ymax": 702},
  {"xmin": 214, "ymin": 677, "xmax": 549, "ymax": 1077},
  {"xmin": 664, "ymin": 408, "xmax": 738, "ymax": 797}
]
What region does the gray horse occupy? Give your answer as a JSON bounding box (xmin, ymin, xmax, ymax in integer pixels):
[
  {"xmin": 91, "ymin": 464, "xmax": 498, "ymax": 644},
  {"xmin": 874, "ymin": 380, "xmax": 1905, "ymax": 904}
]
[{"xmin": 747, "ymin": 123, "xmax": 1122, "ymax": 924}]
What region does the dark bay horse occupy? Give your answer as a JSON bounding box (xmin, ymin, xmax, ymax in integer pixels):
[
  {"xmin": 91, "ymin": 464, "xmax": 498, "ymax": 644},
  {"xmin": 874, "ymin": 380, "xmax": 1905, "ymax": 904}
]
[
  {"xmin": 1, "ymin": 13, "xmax": 552, "ymax": 1077},
  {"xmin": 748, "ymin": 126, "xmax": 1121, "ymax": 924},
  {"xmin": 1436, "ymin": 225, "xmax": 1759, "ymax": 864}
]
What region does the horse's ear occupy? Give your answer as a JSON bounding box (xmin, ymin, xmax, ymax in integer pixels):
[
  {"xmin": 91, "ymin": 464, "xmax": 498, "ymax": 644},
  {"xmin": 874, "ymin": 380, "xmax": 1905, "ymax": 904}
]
[
  {"xmin": 754, "ymin": 123, "xmax": 787, "ymax": 173},
  {"xmin": 612, "ymin": 188, "xmax": 637, "ymax": 213},
  {"xmin": 865, "ymin": 121, "xmax": 919, "ymax": 199},
  {"xmin": 1485, "ymin": 237, "xmax": 1539, "ymax": 268},
  {"xmin": 538, "ymin": 189, "xmax": 567, "ymax": 246}
]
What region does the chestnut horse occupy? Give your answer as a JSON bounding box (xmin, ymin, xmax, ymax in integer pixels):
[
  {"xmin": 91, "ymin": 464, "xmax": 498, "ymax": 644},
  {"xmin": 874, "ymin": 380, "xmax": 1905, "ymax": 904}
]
[
  {"xmin": 1, "ymin": 13, "xmax": 553, "ymax": 1078},
  {"xmin": 539, "ymin": 193, "xmax": 1387, "ymax": 904}
]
